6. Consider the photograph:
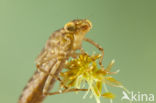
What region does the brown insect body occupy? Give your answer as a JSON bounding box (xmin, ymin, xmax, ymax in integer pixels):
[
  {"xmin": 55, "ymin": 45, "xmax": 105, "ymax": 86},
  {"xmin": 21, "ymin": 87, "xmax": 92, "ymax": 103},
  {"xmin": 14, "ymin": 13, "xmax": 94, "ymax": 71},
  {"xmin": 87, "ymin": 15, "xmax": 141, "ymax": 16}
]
[{"xmin": 18, "ymin": 19, "xmax": 92, "ymax": 103}]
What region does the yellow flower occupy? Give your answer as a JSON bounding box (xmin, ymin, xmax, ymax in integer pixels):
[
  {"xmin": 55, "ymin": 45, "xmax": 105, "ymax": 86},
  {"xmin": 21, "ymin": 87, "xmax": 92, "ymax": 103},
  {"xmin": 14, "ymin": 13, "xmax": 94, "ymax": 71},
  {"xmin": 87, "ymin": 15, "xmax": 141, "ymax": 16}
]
[{"xmin": 61, "ymin": 53, "xmax": 126, "ymax": 103}]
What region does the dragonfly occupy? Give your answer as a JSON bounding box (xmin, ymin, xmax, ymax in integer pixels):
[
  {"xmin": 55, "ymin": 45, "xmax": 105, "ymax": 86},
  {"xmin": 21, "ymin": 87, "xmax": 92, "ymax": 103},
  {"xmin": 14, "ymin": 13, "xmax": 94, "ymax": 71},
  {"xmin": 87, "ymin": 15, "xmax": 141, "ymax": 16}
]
[{"xmin": 18, "ymin": 19, "xmax": 104, "ymax": 103}]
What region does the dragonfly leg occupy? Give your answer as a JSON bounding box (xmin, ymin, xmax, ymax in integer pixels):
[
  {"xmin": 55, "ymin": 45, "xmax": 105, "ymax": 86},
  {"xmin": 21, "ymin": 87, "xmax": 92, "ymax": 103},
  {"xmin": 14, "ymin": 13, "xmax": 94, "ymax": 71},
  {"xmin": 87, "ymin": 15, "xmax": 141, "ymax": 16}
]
[
  {"xmin": 83, "ymin": 37, "xmax": 104, "ymax": 69},
  {"xmin": 44, "ymin": 88, "xmax": 88, "ymax": 96},
  {"xmin": 70, "ymin": 52, "xmax": 81, "ymax": 58},
  {"xmin": 36, "ymin": 63, "xmax": 68, "ymax": 90}
]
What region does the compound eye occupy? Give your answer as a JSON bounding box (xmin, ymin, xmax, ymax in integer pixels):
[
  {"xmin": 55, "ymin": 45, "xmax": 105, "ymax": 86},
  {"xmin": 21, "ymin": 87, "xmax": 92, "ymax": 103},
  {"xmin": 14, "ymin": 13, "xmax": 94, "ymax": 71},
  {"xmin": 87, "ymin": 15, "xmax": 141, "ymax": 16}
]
[
  {"xmin": 81, "ymin": 25, "xmax": 89, "ymax": 30},
  {"xmin": 64, "ymin": 22, "xmax": 76, "ymax": 32}
]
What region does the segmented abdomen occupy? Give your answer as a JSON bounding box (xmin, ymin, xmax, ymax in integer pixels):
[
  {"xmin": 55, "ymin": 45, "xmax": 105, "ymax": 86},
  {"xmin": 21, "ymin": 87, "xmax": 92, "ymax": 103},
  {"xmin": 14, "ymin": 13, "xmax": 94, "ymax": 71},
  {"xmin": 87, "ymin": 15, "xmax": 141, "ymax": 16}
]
[
  {"xmin": 18, "ymin": 59, "xmax": 56, "ymax": 103},
  {"xmin": 18, "ymin": 29, "xmax": 73, "ymax": 103}
]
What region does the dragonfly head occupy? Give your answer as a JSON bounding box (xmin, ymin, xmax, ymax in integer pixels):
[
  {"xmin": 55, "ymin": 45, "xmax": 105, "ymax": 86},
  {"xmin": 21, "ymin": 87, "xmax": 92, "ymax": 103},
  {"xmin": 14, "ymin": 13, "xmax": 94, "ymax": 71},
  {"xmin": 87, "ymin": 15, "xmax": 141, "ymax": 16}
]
[
  {"xmin": 64, "ymin": 19, "xmax": 92, "ymax": 34},
  {"xmin": 64, "ymin": 19, "xmax": 92, "ymax": 50}
]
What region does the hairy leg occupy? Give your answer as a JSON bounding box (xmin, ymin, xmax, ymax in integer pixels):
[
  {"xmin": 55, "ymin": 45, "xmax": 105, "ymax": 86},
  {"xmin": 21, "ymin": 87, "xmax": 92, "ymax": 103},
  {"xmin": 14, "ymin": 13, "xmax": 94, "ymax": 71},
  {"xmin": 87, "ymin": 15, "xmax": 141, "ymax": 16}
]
[
  {"xmin": 42, "ymin": 61, "xmax": 62, "ymax": 95},
  {"xmin": 44, "ymin": 88, "xmax": 88, "ymax": 96},
  {"xmin": 36, "ymin": 63, "xmax": 68, "ymax": 89},
  {"xmin": 83, "ymin": 37, "xmax": 104, "ymax": 69}
]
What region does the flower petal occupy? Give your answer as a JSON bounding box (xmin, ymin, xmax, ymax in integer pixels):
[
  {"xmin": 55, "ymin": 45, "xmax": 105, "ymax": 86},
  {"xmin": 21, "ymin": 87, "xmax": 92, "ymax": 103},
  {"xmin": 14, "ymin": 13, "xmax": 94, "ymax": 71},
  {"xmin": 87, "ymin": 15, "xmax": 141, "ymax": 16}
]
[{"xmin": 102, "ymin": 92, "xmax": 115, "ymax": 99}]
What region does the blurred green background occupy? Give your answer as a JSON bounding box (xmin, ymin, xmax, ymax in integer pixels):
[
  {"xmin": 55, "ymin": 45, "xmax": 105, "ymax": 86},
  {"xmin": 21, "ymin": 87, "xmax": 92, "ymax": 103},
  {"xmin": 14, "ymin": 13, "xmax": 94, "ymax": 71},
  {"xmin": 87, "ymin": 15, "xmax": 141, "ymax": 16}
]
[{"xmin": 1, "ymin": 0, "xmax": 156, "ymax": 103}]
